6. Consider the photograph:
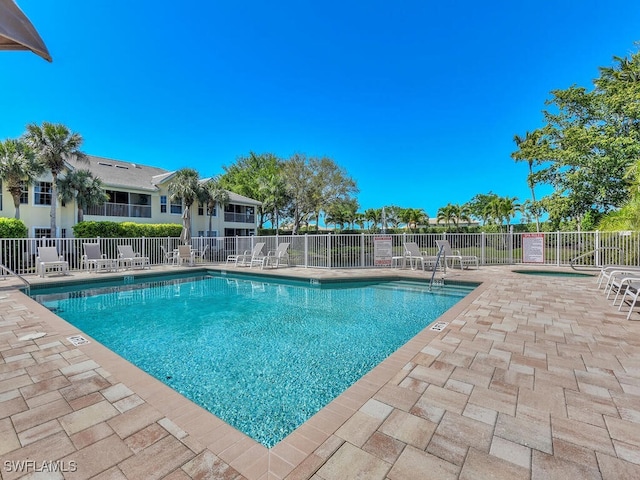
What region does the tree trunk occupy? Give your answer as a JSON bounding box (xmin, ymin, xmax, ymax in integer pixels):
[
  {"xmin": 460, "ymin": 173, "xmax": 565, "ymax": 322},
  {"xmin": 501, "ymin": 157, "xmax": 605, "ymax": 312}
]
[
  {"xmin": 12, "ymin": 194, "xmax": 20, "ymax": 220},
  {"xmin": 50, "ymin": 173, "xmax": 58, "ymax": 237}
]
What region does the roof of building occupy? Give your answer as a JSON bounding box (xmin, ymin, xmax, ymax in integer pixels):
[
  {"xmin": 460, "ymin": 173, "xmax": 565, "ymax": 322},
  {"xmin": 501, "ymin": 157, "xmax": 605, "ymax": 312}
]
[
  {"xmin": 66, "ymin": 155, "xmax": 170, "ymax": 192},
  {"xmin": 65, "ymin": 155, "xmax": 262, "ymax": 205}
]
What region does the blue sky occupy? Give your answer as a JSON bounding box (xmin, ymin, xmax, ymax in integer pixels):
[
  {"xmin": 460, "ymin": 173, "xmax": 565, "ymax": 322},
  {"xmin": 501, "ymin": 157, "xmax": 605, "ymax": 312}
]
[{"xmin": 2, "ymin": 1, "xmax": 640, "ymax": 221}]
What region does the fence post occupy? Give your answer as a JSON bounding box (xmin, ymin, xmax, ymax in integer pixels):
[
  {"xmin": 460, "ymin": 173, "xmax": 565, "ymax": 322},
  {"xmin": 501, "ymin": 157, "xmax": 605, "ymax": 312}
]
[
  {"xmin": 327, "ymin": 233, "xmax": 332, "ymax": 269},
  {"xmin": 509, "ymin": 225, "xmax": 514, "ymax": 264},
  {"xmin": 595, "ymin": 230, "xmax": 600, "ymax": 267},
  {"xmin": 556, "ymin": 231, "xmax": 561, "ymax": 266},
  {"xmin": 361, "ymin": 233, "xmax": 365, "ymax": 268},
  {"xmin": 304, "ymin": 234, "xmax": 309, "ymax": 268},
  {"xmin": 481, "ymin": 232, "xmax": 485, "ymax": 266}
]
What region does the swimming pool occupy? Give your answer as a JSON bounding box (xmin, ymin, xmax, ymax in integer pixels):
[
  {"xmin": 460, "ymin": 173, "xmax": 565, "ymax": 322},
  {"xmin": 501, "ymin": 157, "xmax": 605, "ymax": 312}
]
[{"xmin": 31, "ymin": 272, "xmax": 476, "ymax": 447}]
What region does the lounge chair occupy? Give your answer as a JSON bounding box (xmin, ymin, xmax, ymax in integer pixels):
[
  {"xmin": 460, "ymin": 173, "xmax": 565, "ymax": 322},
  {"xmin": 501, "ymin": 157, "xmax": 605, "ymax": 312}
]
[
  {"xmin": 117, "ymin": 245, "xmax": 150, "ymax": 270},
  {"xmin": 403, "ymin": 242, "xmax": 438, "ymax": 271},
  {"xmin": 597, "ymin": 265, "xmax": 640, "ymax": 290},
  {"xmin": 435, "ymin": 239, "xmax": 479, "ymax": 269},
  {"xmin": 235, "ymin": 242, "xmax": 265, "ymax": 267},
  {"xmin": 262, "ymin": 243, "xmax": 290, "ymax": 269},
  {"xmin": 82, "ymin": 243, "xmax": 117, "ymax": 273},
  {"xmin": 176, "ymin": 245, "xmax": 195, "ymax": 266},
  {"xmin": 161, "ymin": 245, "xmax": 176, "ymax": 265},
  {"xmin": 36, "ymin": 246, "xmax": 69, "ymax": 277},
  {"xmin": 616, "ymin": 277, "xmax": 640, "ymax": 319}
]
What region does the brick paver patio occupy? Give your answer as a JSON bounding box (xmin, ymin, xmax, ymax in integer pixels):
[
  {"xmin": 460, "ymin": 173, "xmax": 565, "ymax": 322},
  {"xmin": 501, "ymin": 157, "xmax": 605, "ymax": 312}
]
[{"xmin": 1, "ymin": 265, "xmax": 639, "ymax": 479}]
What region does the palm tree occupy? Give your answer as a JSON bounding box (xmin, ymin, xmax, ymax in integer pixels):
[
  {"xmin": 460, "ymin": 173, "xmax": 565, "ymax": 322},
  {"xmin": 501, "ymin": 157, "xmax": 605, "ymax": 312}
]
[
  {"xmin": 57, "ymin": 169, "xmax": 108, "ymax": 222},
  {"xmin": 202, "ymin": 176, "xmax": 229, "ymax": 236},
  {"xmin": 437, "ymin": 204, "xmax": 458, "ymax": 231},
  {"xmin": 364, "ymin": 208, "xmax": 381, "ymax": 232},
  {"xmin": 400, "ymin": 208, "xmax": 428, "ymax": 232},
  {"xmin": 0, "ymin": 138, "xmax": 43, "ymax": 219},
  {"xmin": 24, "ymin": 122, "xmax": 87, "ymax": 237},
  {"xmin": 168, "ymin": 168, "xmax": 205, "ymax": 243},
  {"xmin": 258, "ymin": 173, "xmax": 287, "ymax": 232},
  {"xmin": 512, "ymin": 131, "xmax": 543, "ymax": 232}
]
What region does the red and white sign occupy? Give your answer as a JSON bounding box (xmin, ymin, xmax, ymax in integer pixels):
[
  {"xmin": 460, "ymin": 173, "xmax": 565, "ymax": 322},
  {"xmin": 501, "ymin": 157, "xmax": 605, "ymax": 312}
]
[{"xmin": 522, "ymin": 233, "xmax": 545, "ymax": 263}]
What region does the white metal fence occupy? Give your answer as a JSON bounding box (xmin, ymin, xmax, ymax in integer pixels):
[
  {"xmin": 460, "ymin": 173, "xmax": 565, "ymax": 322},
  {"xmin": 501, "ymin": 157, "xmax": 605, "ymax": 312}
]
[{"xmin": 1, "ymin": 231, "xmax": 638, "ymax": 275}]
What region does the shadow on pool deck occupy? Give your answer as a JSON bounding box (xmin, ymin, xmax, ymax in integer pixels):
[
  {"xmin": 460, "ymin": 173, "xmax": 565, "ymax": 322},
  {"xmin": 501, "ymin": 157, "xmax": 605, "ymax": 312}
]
[{"xmin": 1, "ymin": 264, "xmax": 639, "ymax": 479}]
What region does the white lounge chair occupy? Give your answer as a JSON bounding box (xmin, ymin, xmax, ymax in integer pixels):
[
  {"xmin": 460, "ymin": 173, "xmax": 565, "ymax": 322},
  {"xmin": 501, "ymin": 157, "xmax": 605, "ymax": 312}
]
[
  {"xmin": 235, "ymin": 242, "xmax": 266, "ymax": 267},
  {"xmin": 176, "ymin": 245, "xmax": 195, "ymax": 266},
  {"xmin": 36, "ymin": 247, "xmax": 69, "ymax": 277},
  {"xmin": 617, "ymin": 278, "xmax": 640, "ymax": 319},
  {"xmin": 82, "ymin": 243, "xmax": 116, "ymax": 273},
  {"xmin": 597, "ymin": 265, "xmax": 640, "ymax": 290},
  {"xmin": 117, "ymin": 245, "xmax": 150, "ymax": 270},
  {"xmin": 435, "ymin": 239, "xmax": 479, "ymax": 269},
  {"xmin": 262, "ymin": 243, "xmax": 290, "ymax": 269},
  {"xmin": 403, "ymin": 242, "xmax": 438, "ymax": 271},
  {"xmin": 161, "ymin": 245, "xmax": 176, "ymax": 264}
]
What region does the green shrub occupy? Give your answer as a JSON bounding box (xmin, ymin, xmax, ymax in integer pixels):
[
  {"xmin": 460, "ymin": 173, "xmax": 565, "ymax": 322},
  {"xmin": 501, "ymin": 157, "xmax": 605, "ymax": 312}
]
[
  {"xmin": 73, "ymin": 221, "xmax": 182, "ymax": 238},
  {"xmin": 0, "ymin": 218, "xmax": 28, "ymax": 238}
]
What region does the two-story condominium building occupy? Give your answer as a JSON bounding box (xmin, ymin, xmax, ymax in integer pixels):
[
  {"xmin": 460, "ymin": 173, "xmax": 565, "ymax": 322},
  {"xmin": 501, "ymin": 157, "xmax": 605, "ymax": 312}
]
[{"xmin": 0, "ymin": 155, "xmax": 261, "ymax": 238}]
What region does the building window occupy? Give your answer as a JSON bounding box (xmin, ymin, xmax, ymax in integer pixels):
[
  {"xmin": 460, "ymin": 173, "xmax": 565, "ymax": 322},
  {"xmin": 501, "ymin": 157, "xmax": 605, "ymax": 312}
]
[
  {"xmin": 34, "ymin": 227, "xmax": 52, "ymax": 238},
  {"xmin": 34, "ymin": 182, "xmax": 52, "ymax": 205},
  {"xmin": 207, "ymin": 205, "xmax": 217, "ymax": 217},
  {"xmin": 170, "ymin": 198, "xmax": 182, "ymax": 214},
  {"xmin": 198, "ymin": 203, "xmax": 204, "ymax": 216},
  {"xmin": 160, "ymin": 195, "xmax": 167, "ymax": 213},
  {"xmin": 19, "ymin": 181, "xmax": 28, "ymax": 204}
]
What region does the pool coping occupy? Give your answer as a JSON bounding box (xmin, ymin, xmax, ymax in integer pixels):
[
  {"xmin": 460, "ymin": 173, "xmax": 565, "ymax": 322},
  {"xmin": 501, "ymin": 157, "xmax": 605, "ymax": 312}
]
[{"xmin": 21, "ymin": 267, "xmax": 487, "ymax": 479}]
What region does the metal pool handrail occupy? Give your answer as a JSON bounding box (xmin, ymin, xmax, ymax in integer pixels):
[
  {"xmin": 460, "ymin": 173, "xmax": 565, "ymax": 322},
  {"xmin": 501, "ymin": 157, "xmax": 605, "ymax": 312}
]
[
  {"xmin": 0, "ymin": 263, "xmax": 31, "ymax": 294},
  {"xmin": 429, "ymin": 245, "xmax": 445, "ymax": 291},
  {"xmin": 570, "ymin": 247, "xmax": 623, "ymax": 271}
]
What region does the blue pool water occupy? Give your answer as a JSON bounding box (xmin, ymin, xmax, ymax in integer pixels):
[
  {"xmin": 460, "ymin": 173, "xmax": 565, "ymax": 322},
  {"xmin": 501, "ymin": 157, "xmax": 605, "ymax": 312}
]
[{"xmin": 32, "ymin": 272, "xmax": 476, "ymax": 447}]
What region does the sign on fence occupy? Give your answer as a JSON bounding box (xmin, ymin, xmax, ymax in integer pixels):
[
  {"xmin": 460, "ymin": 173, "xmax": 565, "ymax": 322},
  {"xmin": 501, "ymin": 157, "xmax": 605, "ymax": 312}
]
[
  {"xmin": 522, "ymin": 233, "xmax": 544, "ymax": 263},
  {"xmin": 374, "ymin": 235, "xmax": 393, "ymax": 266}
]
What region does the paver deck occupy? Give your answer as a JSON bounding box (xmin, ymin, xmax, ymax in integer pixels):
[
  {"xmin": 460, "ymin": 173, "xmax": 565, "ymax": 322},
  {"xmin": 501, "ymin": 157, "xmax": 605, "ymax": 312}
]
[{"xmin": 1, "ymin": 264, "xmax": 639, "ymax": 479}]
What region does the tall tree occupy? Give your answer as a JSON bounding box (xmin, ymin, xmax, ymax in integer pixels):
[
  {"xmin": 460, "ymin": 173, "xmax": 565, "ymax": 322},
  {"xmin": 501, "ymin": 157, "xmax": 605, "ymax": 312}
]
[
  {"xmin": 399, "ymin": 207, "xmax": 428, "ymax": 232},
  {"xmin": 512, "ymin": 131, "xmax": 544, "ymax": 232},
  {"xmin": 522, "ymin": 49, "xmax": 640, "ymax": 223},
  {"xmin": 202, "ymin": 176, "xmax": 229, "ymax": 236},
  {"xmin": 24, "ymin": 122, "xmax": 87, "ymax": 237},
  {"xmin": 258, "ymin": 169, "xmax": 288, "ymax": 231},
  {"xmin": 220, "ymin": 152, "xmax": 280, "ymax": 228},
  {"xmin": 168, "ymin": 168, "xmax": 205, "ymax": 242},
  {"xmin": 57, "ymin": 169, "xmax": 108, "ymax": 222},
  {"xmin": 0, "ymin": 138, "xmax": 43, "ymax": 220}
]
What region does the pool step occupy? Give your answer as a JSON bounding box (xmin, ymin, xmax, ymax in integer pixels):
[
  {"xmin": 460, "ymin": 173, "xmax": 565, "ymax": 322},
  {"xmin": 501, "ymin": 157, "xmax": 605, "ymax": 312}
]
[{"xmin": 370, "ymin": 282, "xmax": 474, "ymax": 298}]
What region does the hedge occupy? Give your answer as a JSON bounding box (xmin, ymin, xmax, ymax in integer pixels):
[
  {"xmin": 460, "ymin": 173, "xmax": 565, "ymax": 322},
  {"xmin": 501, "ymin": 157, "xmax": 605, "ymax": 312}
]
[
  {"xmin": 72, "ymin": 221, "xmax": 182, "ymax": 238},
  {"xmin": 0, "ymin": 218, "xmax": 28, "ymax": 238}
]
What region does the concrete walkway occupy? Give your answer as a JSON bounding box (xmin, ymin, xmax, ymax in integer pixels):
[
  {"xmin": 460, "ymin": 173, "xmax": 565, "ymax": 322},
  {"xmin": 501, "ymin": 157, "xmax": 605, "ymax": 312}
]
[{"xmin": 1, "ymin": 265, "xmax": 639, "ymax": 479}]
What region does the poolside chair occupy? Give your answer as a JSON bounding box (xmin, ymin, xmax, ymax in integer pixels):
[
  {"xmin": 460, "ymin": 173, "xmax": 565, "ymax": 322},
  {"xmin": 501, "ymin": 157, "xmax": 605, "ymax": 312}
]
[
  {"xmin": 36, "ymin": 246, "xmax": 69, "ymax": 278},
  {"xmin": 597, "ymin": 265, "xmax": 640, "ymax": 290},
  {"xmin": 161, "ymin": 245, "xmax": 177, "ymax": 265},
  {"xmin": 617, "ymin": 278, "xmax": 640, "ymax": 319},
  {"xmin": 435, "ymin": 240, "xmax": 479, "ymax": 270},
  {"xmin": 117, "ymin": 245, "xmax": 150, "ymax": 270},
  {"xmin": 403, "ymin": 242, "xmax": 438, "ymax": 271},
  {"xmin": 176, "ymin": 245, "xmax": 195, "ymax": 266},
  {"xmin": 235, "ymin": 242, "xmax": 266, "ymax": 267},
  {"xmin": 262, "ymin": 243, "xmax": 290, "ymax": 269},
  {"xmin": 82, "ymin": 243, "xmax": 117, "ymax": 273}
]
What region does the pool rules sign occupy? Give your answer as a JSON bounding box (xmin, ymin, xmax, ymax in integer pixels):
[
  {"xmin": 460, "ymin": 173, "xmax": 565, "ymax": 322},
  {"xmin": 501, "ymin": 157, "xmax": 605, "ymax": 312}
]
[
  {"xmin": 522, "ymin": 233, "xmax": 545, "ymax": 263},
  {"xmin": 374, "ymin": 235, "xmax": 393, "ymax": 266}
]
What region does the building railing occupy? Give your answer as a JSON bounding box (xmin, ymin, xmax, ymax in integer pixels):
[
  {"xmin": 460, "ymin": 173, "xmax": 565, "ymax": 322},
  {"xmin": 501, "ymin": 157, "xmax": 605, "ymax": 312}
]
[
  {"xmin": 224, "ymin": 212, "xmax": 255, "ymax": 224},
  {"xmin": 86, "ymin": 202, "xmax": 152, "ymax": 218},
  {"xmin": 1, "ymin": 231, "xmax": 638, "ymax": 276}
]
